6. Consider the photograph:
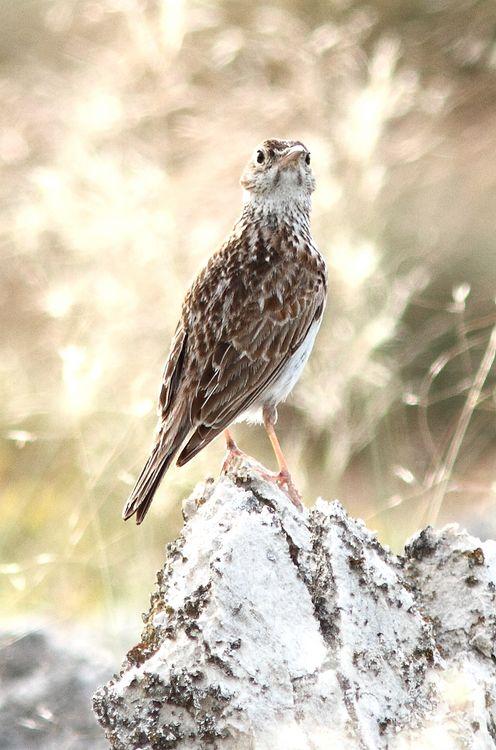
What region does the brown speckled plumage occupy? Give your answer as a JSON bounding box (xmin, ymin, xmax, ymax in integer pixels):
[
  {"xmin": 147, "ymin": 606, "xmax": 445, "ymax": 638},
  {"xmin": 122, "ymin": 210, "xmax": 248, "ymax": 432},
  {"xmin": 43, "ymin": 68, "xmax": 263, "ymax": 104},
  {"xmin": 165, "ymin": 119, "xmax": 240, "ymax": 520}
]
[{"xmin": 123, "ymin": 139, "xmax": 327, "ymax": 523}]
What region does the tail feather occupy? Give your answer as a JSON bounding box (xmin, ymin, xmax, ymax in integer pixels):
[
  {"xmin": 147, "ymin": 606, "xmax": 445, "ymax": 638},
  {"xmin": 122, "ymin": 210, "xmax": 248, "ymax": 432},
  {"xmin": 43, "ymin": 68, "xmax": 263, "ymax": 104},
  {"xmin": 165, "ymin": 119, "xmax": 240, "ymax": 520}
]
[
  {"xmin": 123, "ymin": 427, "xmax": 187, "ymax": 524},
  {"xmin": 176, "ymin": 424, "xmax": 223, "ymax": 468}
]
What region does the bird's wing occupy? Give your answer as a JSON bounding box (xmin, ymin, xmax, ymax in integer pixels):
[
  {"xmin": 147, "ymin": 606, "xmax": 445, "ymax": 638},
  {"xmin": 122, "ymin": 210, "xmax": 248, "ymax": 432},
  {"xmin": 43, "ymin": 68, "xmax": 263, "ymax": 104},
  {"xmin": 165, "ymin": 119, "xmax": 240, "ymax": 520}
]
[
  {"xmin": 159, "ymin": 323, "xmax": 188, "ymax": 417},
  {"xmin": 176, "ymin": 253, "xmax": 326, "ymax": 465}
]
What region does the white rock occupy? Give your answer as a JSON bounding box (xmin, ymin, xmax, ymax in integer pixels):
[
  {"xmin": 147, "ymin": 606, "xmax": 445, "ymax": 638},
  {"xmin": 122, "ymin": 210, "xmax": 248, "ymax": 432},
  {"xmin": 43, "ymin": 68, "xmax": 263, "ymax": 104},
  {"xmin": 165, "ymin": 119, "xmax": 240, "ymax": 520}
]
[{"xmin": 93, "ymin": 459, "xmax": 496, "ymax": 749}]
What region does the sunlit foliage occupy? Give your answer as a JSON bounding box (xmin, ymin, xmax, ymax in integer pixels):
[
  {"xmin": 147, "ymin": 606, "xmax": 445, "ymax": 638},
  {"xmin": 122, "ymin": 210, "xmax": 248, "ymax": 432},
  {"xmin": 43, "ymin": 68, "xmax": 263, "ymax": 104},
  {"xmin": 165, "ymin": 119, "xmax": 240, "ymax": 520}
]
[{"xmin": 1, "ymin": 0, "xmax": 496, "ymax": 634}]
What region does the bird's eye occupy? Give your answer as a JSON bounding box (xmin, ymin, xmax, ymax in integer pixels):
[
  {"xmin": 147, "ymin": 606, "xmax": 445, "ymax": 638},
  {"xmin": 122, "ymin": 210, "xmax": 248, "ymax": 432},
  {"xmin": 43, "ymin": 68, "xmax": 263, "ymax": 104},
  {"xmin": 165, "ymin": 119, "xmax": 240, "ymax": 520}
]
[
  {"xmin": 305, "ymin": 152, "xmax": 311, "ymax": 165},
  {"xmin": 256, "ymin": 149, "xmax": 265, "ymax": 164}
]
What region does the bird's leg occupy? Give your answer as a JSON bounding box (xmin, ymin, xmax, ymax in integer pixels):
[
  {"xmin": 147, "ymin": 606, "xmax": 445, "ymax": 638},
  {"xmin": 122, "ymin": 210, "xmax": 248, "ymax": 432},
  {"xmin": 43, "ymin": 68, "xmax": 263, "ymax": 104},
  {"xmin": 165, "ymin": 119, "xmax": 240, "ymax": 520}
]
[
  {"xmin": 221, "ymin": 428, "xmax": 243, "ymax": 474},
  {"xmin": 262, "ymin": 405, "xmax": 303, "ymax": 511},
  {"xmin": 224, "ymin": 428, "xmax": 238, "ymax": 452}
]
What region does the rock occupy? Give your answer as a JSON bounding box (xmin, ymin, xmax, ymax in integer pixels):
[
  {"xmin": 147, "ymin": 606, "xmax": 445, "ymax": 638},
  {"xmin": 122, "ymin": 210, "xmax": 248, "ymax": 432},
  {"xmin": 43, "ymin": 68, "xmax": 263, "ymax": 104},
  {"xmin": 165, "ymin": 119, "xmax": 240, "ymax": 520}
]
[
  {"xmin": 1, "ymin": 626, "xmax": 112, "ymax": 750},
  {"xmin": 400, "ymin": 526, "xmax": 496, "ymax": 748},
  {"xmin": 93, "ymin": 459, "xmax": 496, "ymax": 749}
]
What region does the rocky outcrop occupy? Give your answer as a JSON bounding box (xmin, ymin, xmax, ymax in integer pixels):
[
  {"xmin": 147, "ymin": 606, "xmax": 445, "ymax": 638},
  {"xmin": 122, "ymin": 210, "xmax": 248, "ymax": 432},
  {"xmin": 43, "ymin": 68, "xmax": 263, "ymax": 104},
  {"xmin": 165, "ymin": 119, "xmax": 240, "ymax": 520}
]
[{"xmin": 93, "ymin": 458, "xmax": 496, "ymax": 749}]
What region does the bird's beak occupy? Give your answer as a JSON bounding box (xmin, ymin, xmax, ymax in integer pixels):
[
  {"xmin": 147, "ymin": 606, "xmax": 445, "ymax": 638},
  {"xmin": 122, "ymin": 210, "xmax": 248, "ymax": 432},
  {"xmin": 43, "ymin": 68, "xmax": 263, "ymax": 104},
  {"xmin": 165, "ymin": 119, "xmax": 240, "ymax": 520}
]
[{"xmin": 278, "ymin": 145, "xmax": 306, "ymax": 168}]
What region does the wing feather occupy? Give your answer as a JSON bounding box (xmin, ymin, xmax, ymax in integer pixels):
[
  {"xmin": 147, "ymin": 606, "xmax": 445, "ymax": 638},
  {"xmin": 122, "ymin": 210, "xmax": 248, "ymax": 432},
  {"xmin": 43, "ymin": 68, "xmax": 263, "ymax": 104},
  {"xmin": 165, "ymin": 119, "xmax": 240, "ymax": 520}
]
[
  {"xmin": 159, "ymin": 324, "xmax": 188, "ymax": 417},
  {"xmin": 177, "ymin": 267, "xmax": 326, "ymax": 465}
]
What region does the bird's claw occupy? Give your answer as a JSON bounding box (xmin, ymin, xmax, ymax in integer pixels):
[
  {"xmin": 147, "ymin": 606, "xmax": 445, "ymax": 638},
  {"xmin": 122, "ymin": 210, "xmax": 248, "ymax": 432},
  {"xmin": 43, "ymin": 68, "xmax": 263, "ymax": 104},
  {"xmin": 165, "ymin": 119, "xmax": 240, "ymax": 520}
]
[
  {"xmin": 258, "ymin": 468, "xmax": 304, "ymax": 511},
  {"xmin": 221, "ymin": 445, "xmax": 243, "ymax": 475},
  {"xmin": 275, "ymin": 469, "xmax": 304, "ymax": 511}
]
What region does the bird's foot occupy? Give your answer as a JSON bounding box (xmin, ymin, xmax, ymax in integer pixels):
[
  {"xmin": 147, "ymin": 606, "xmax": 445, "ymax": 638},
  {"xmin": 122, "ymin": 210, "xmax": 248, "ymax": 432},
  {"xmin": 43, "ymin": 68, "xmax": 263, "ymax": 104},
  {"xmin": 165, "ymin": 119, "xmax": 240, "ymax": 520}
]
[
  {"xmin": 259, "ymin": 468, "xmax": 304, "ymax": 511},
  {"xmin": 276, "ymin": 469, "xmax": 304, "ymax": 511},
  {"xmin": 221, "ymin": 436, "xmax": 247, "ymax": 475}
]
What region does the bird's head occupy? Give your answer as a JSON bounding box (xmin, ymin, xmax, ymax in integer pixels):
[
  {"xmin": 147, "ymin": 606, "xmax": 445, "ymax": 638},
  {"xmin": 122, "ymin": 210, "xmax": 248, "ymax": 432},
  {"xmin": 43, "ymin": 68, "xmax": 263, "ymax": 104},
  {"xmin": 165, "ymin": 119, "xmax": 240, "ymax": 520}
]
[{"xmin": 240, "ymin": 139, "xmax": 315, "ymax": 209}]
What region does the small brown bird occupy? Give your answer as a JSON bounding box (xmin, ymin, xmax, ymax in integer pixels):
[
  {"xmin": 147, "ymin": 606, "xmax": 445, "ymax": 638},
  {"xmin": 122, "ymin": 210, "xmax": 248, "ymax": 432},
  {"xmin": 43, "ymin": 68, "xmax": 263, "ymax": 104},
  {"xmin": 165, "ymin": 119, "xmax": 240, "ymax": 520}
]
[{"xmin": 123, "ymin": 139, "xmax": 327, "ymax": 523}]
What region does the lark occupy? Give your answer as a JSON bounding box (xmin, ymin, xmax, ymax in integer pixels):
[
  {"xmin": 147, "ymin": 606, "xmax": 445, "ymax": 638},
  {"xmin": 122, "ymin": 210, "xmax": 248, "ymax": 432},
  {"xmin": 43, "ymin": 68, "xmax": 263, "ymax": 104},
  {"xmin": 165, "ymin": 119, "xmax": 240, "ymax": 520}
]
[{"xmin": 123, "ymin": 139, "xmax": 327, "ymax": 523}]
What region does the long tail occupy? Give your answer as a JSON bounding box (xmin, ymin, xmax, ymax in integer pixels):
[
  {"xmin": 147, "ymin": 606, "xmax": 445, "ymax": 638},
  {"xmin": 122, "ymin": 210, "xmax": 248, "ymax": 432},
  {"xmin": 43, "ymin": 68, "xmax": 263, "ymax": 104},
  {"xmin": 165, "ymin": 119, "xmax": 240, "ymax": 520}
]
[{"xmin": 122, "ymin": 425, "xmax": 188, "ymax": 524}]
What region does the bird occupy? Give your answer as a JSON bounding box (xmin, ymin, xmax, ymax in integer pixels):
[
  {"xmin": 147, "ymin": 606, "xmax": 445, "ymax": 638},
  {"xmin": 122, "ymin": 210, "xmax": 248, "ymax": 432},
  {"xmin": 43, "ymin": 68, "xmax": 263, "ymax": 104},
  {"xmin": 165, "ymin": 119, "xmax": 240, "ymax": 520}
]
[{"xmin": 123, "ymin": 138, "xmax": 327, "ymax": 524}]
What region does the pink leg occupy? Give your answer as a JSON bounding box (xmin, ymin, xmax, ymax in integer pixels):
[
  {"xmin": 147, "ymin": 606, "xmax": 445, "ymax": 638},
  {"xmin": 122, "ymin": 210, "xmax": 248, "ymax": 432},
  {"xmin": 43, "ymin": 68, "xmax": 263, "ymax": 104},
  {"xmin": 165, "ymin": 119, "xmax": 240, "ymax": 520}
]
[
  {"xmin": 221, "ymin": 428, "xmax": 243, "ymax": 474},
  {"xmin": 263, "ymin": 406, "xmax": 303, "ymax": 511}
]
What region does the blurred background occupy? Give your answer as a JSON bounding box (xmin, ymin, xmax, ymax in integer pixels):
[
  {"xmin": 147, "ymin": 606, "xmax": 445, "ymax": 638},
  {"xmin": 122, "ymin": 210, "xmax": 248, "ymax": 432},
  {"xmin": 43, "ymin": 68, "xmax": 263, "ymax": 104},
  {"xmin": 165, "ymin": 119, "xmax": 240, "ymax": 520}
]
[{"xmin": 2, "ymin": 0, "xmax": 496, "ymax": 646}]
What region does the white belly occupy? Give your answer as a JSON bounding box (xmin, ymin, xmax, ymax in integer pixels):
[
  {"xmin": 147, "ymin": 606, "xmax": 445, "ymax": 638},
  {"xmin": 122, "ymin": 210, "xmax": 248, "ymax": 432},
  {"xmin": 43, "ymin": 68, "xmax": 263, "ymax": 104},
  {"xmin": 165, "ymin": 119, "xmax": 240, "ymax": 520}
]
[{"xmin": 237, "ymin": 318, "xmax": 322, "ymax": 424}]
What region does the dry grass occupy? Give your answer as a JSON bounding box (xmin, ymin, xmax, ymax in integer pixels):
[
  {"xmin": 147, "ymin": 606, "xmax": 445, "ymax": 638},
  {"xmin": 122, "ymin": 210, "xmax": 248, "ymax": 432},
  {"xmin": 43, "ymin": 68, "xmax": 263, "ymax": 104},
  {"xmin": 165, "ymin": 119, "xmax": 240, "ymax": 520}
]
[{"xmin": 1, "ymin": 0, "xmax": 496, "ymax": 633}]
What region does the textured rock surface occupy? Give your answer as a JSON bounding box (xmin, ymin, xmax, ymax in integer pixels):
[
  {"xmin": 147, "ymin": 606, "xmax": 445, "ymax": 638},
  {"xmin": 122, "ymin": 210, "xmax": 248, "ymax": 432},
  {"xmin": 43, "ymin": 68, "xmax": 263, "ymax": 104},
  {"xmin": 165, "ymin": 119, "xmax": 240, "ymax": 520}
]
[
  {"xmin": 93, "ymin": 459, "xmax": 496, "ymax": 749},
  {"xmin": 0, "ymin": 626, "xmax": 111, "ymax": 749}
]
